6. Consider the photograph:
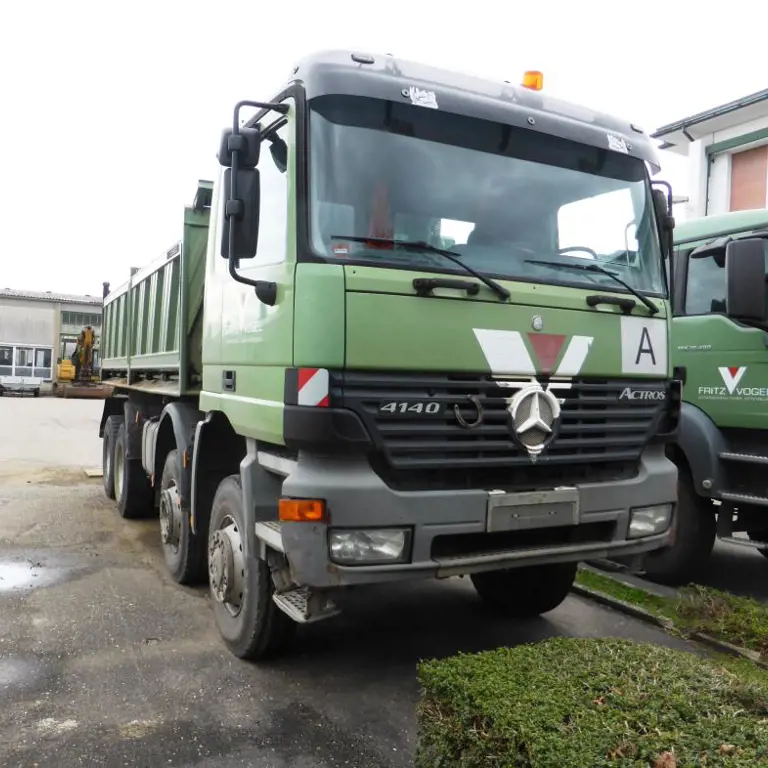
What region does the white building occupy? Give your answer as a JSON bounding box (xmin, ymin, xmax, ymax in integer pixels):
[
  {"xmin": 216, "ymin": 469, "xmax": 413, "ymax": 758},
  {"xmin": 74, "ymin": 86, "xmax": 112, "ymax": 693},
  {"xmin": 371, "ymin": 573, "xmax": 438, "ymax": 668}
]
[
  {"xmin": 0, "ymin": 288, "xmax": 104, "ymax": 382},
  {"xmin": 652, "ymin": 88, "xmax": 768, "ymax": 220}
]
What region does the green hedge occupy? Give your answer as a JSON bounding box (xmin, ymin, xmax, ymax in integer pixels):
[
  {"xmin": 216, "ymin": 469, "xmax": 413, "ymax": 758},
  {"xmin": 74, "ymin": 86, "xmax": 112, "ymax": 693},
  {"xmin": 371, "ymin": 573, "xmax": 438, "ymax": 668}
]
[{"xmin": 416, "ymin": 637, "xmax": 768, "ymax": 767}]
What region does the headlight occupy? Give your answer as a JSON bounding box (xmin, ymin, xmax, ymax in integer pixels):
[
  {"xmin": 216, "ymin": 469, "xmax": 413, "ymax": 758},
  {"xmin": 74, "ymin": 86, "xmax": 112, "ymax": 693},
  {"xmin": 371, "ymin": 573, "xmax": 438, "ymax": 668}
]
[
  {"xmin": 329, "ymin": 528, "xmax": 410, "ymax": 565},
  {"xmin": 628, "ymin": 504, "xmax": 673, "ymax": 539}
]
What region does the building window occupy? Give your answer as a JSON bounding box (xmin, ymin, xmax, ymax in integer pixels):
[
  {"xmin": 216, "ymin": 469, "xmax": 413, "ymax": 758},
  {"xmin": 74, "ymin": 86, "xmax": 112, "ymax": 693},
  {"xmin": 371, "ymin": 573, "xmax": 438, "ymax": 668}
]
[
  {"xmin": 0, "ymin": 346, "xmax": 12, "ymax": 376},
  {"xmin": 0, "ymin": 344, "xmax": 54, "ymax": 380},
  {"xmin": 729, "ymin": 145, "xmax": 768, "ymax": 212},
  {"xmin": 61, "ymin": 311, "xmax": 101, "ymax": 328}
]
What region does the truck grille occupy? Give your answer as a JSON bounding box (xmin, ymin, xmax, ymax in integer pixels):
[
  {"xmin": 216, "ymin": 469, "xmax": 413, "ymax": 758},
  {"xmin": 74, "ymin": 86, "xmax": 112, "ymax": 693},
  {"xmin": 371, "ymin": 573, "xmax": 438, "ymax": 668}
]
[{"xmin": 333, "ymin": 371, "xmax": 666, "ymax": 490}]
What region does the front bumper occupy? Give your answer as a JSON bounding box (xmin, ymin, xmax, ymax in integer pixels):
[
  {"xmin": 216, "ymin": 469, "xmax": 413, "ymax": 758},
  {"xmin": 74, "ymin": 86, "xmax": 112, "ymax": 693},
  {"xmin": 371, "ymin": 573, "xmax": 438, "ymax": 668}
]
[{"xmin": 261, "ymin": 445, "xmax": 676, "ymax": 588}]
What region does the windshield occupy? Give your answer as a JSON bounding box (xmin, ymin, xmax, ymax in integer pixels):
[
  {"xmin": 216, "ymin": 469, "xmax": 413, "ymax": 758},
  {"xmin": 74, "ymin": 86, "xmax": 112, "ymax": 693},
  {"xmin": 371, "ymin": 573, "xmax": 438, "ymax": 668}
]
[{"xmin": 307, "ymin": 95, "xmax": 666, "ymax": 297}]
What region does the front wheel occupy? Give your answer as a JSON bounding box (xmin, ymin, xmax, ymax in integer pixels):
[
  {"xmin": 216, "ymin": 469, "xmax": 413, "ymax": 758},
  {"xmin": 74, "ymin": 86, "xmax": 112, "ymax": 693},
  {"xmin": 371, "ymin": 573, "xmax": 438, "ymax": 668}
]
[
  {"xmin": 642, "ymin": 472, "xmax": 715, "ymax": 586},
  {"xmin": 208, "ymin": 475, "xmax": 295, "ymax": 660},
  {"xmin": 470, "ymin": 562, "xmax": 577, "ymax": 617}
]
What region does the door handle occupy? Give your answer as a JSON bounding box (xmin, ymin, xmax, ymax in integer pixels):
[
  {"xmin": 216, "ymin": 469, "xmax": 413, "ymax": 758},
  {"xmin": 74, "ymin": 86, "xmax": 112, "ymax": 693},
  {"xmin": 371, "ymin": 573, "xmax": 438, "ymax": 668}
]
[{"xmin": 222, "ymin": 370, "xmax": 236, "ymax": 392}]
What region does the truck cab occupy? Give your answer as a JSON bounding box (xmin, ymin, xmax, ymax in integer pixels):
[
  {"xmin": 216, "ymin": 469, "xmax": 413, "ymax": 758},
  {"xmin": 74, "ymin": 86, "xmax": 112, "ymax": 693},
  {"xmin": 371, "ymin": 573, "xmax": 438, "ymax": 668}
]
[{"xmin": 644, "ymin": 208, "xmax": 768, "ymax": 584}]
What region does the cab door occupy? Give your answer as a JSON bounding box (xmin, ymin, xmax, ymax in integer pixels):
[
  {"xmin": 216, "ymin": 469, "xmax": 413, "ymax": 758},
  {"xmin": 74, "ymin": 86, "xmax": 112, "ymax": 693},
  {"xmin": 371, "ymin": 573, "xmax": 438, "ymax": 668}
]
[
  {"xmin": 201, "ymin": 97, "xmax": 297, "ymax": 443},
  {"xmin": 674, "ymin": 242, "xmax": 768, "ymax": 430}
]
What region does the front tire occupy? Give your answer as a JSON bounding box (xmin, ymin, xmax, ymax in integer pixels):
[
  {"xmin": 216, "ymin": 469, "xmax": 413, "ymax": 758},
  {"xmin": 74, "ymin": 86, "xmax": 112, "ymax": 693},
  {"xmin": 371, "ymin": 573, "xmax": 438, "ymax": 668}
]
[
  {"xmin": 114, "ymin": 422, "xmax": 154, "ymax": 519},
  {"xmin": 642, "ymin": 471, "xmax": 715, "ymax": 586},
  {"xmin": 208, "ymin": 475, "xmax": 295, "ymax": 660},
  {"xmin": 470, "ymin": 562, "xmax": 577, "ymax": 617},
  {"xmin": 159, "ymin": 449, "xmax": 206, "ymax": 584}
]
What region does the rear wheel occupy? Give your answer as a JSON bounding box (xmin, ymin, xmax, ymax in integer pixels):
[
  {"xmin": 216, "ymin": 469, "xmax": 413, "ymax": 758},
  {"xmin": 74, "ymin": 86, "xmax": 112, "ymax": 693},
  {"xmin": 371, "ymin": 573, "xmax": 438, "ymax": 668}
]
[
  {"xmin": 160, "ymin": 449, "xmax": 206, "ymax": 584},
  {"xmin": 470, "ymin": 562, "xmax": 577, "ymax": 617},
  {"xmin": 114, "ymin": 422, "xmax": 153, "ymax": 519},
  {"xmin": 208, "ymin": 475, "xmax": 295, "ymax": 660},
  {"xmin": 102, "ymin": 415, "xmax": 122, "ymax": 500},
  {"xmin": 642, "ymin": 472, "xmax": 716, "ymax": 586}
]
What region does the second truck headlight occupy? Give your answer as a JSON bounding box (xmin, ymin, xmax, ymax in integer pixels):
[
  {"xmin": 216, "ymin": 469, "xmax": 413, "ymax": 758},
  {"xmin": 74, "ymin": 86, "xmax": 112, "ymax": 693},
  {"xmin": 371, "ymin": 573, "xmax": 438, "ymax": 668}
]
[{"xmin": 628, "ymin": 504, "xmax": 673, "ymax": 539}]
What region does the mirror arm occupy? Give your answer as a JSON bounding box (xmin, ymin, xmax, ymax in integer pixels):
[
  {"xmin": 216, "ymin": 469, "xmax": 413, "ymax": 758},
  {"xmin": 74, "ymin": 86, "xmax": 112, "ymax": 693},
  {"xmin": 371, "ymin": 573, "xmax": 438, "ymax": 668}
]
[{"xmin": 224, "ymin": 99, "xmax": 287, "ymax": 307}]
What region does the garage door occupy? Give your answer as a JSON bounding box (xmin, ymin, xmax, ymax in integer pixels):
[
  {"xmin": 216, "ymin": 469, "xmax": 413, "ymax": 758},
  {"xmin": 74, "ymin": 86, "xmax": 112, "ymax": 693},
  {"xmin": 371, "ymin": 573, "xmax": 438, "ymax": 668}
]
[{"xmin": 729, "ymin": 145, "xmax": 768, "ymax": 212}]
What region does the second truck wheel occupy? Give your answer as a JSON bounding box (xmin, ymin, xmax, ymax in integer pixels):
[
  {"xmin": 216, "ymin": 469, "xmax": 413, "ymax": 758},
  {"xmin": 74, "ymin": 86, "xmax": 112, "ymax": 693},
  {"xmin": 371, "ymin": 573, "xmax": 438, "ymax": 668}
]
[{"xmin": 642, "ymin": 472, "xmax": 716, "ymax": 586}]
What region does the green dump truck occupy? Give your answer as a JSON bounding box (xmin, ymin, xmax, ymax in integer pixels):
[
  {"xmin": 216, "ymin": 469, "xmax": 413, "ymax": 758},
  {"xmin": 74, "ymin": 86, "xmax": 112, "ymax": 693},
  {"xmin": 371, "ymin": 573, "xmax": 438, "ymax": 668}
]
[
  {"xmin": 643, "ymin": 207, "xmax": 768, "ymax": 585},
  {"xmin": 98, "ymin": 50, "xmax": 680, "ymax": 660}
]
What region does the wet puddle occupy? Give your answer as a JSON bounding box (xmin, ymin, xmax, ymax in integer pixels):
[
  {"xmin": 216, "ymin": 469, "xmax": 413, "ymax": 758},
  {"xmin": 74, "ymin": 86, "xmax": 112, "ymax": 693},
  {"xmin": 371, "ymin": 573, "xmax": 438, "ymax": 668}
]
[
  {"xmin": 0, "ymin": 655, "xmax": 49, "ymax": 691},
  {"xmin": 0, "ymin": 556, "xmax": 77, "ymax": 594}
]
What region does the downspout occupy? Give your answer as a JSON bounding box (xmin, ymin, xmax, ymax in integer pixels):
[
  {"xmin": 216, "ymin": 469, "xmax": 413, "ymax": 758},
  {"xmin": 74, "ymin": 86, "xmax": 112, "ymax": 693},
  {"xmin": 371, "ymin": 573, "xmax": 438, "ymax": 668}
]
[{"xmin": 704, "ymin": 154, "xmax": 712, "ymax": 216}]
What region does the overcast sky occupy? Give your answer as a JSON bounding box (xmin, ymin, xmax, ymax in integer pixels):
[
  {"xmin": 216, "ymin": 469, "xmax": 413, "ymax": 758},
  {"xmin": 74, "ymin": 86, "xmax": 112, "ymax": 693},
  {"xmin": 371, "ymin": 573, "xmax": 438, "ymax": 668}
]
[{"xmin": 1, "ymin": 0, "xmax": 764, "ymax": 296}]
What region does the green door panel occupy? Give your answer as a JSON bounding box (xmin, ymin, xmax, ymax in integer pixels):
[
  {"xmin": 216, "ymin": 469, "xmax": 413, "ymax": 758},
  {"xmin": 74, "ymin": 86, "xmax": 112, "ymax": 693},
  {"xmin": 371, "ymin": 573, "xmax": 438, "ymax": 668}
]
[{"xmin": 674, "ymin": 315, "xmax": 768, "ymax": 430}]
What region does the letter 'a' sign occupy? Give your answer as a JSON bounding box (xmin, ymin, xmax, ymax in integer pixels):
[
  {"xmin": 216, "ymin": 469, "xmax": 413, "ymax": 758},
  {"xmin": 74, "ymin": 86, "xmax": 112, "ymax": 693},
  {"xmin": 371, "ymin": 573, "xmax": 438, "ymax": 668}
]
[{"xmin": 620, "ymin": 316, "xmax": 667, "ymax": 375}]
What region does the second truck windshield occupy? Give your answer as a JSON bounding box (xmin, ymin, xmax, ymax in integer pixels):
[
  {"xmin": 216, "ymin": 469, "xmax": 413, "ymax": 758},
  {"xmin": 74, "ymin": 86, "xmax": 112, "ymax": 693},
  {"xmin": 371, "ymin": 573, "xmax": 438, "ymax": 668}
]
[{"xmin": 98, "ymin": 51, "xmax": 680, "ymax": 661}]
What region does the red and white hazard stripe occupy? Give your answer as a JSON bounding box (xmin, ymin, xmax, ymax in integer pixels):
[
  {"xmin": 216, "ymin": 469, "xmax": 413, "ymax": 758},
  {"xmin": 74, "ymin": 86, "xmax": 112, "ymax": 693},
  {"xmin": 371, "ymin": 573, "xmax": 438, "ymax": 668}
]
[{"xmin": 297, "ymin": 368, "xmax": 329, "ymax": 407}]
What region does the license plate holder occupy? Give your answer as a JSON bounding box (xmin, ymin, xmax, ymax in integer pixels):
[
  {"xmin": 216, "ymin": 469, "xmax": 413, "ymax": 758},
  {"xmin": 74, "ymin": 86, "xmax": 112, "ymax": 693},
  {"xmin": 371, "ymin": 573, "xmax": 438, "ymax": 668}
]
[{"xmin": 487, "ymin": 487, "xmax": 580, "ymax": 532}]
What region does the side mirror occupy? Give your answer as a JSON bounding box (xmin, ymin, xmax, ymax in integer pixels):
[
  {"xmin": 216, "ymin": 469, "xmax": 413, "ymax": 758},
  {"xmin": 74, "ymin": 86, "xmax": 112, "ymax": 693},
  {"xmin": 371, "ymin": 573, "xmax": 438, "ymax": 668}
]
[
  {"xmin": 652, "ymin": 188, "xmax": 669, "ymax": 221},
  {"xmin": 269, "ymin": 137, "xmax": 288, "ymax": 174},
  {"xmin": 651, "ymin": 187, "xmax": 675, "ymax": 260},
  {"xmin": 217, "ymin": 126, "xmax": 261, "ymax": 168},
  {"xmin": 220, "ymin": 168, "xmax": 260, "ymax": 260},
  {"xmin": 725, "ymin": 238, "xmax": 767, "ymax": 322}
]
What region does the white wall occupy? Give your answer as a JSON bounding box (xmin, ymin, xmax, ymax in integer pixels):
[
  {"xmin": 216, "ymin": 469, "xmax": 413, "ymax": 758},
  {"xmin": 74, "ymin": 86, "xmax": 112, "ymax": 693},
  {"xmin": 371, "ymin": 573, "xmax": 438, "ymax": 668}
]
[
  {"xmin": 0, "ymin": 297, "xmax": 55, "ymax": 345},
  {"xmin": 683, "ymin": 113, "xmax": 768, "ymax": 218}
]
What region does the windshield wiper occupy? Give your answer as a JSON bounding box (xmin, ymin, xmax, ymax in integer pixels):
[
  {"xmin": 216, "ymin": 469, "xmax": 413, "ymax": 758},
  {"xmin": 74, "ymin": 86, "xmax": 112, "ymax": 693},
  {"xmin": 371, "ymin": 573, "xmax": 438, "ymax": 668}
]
[
  {"xmin": 525, "ymin": 259, "xmax": 659, "ymax": 315},
  {"xmin": 330, "ymin": 235, "xmax": 511, "ymax": 301}
]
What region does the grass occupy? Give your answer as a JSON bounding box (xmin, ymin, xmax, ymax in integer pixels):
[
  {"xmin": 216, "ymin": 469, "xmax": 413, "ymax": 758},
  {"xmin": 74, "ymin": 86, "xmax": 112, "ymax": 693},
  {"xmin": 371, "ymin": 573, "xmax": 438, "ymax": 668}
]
[
  {"xmin": 575, "ymin": 568, "xmax": 768, "ymax": 659},
  {"xmin": 417, "ymin": 637, "xmax": 768, "ymax": 767}
]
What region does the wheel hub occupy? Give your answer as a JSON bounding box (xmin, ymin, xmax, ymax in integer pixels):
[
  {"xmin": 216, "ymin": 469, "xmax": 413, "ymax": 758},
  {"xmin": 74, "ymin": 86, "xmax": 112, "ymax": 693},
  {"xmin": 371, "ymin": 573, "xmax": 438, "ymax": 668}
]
[
  {"xmin": 208, "ymin": 520, "xmax": 245, "ymax": 613},
  {"xmin": 159, "ymin": 486, "xmax": 181, "ymax": 547}
]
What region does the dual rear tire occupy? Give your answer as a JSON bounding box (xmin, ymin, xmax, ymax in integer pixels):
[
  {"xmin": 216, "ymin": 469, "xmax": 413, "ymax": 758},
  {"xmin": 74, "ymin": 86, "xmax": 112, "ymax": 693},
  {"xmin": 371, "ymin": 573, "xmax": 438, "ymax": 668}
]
[{"xmin": 102, "ymin": 413, "xmax": 154, "ymax": 519}]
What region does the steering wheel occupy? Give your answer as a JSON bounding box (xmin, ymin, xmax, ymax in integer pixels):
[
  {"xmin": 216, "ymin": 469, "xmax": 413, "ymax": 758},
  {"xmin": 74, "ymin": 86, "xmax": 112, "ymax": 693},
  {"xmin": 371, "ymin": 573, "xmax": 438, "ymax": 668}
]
[{"xmin": 558, "ymin": 246, "xmax": 599, "ymax": 259}]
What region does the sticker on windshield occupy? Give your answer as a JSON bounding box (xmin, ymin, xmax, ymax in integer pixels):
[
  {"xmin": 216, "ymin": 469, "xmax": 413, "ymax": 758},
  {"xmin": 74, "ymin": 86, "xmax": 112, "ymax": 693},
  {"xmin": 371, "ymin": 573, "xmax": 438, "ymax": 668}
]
[
  {"xmin": 406, "ymin": 86, "xmax": 438, "ymax": 109},
  {"xmin": 607, "ymin": 133, "xmax": 629, "ymax": 154}
]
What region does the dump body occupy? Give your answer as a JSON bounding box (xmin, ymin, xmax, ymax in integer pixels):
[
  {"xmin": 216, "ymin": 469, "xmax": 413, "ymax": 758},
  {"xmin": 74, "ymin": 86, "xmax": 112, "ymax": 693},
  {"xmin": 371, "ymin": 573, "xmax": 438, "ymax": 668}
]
[{"xmin": 100, "ymin": 182, "xmax": 212, "ymax": 397}]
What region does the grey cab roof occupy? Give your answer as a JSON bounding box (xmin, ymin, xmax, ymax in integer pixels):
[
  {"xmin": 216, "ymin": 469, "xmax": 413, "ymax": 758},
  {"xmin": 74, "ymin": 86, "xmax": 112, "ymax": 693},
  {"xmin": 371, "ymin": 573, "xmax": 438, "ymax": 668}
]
[{"xmin": 283, "ymin": 49, "xmax": 661, "ymax": 173}]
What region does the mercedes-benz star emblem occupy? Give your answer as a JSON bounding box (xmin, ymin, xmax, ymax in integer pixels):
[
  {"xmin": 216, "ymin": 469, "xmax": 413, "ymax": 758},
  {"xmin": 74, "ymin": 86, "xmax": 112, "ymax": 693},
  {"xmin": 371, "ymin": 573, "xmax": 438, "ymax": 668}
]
[
  {"xmin": 531, "ymin": 315, "xmax": 544, "ymax": 331},
  {"xmin": 507, "ymin": 385, "xmax": 561, "ymax": 458}
]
